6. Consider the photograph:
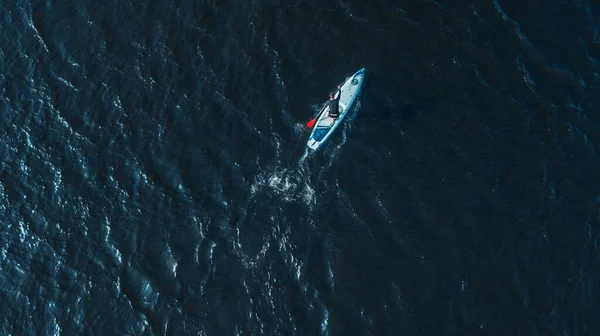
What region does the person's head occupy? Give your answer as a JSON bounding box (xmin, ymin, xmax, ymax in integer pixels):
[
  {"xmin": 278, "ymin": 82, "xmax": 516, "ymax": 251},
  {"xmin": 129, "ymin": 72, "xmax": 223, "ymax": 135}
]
[{"xmin": 329, "ymin": 93, "xmax": 334, "ymax": 99}]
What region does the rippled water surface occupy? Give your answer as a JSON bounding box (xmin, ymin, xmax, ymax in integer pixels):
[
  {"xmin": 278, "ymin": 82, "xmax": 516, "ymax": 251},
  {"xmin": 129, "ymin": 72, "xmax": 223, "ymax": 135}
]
[{"xmin": 1, "ymin": 0, "xmax": 599, "ymax": 335}]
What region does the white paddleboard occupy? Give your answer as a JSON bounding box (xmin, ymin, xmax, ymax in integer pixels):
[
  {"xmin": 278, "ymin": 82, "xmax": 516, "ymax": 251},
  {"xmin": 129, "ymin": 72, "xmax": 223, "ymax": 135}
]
[{"xmin": 307, "ymin": 68, "xmax": 365, "ymax": 150}]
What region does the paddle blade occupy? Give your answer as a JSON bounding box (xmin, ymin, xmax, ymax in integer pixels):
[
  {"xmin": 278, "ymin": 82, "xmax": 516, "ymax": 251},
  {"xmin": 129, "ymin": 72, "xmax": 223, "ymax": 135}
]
[{"xmin": 306, "ymin": 117, "xmax": 317, "ymax": 128}]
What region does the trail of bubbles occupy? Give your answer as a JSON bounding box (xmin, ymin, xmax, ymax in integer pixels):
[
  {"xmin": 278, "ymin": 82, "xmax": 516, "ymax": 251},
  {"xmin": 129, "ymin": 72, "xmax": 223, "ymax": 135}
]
[{"xmin": 249, "ymin": 164, "xmax": 316, "ymax": 206}]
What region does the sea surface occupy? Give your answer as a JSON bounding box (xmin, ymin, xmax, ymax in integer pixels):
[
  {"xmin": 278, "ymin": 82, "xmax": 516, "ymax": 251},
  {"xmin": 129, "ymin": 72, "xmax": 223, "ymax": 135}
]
[{"xmin": 1, "ymin": 0, "xmax": 600, "ymax": 335}]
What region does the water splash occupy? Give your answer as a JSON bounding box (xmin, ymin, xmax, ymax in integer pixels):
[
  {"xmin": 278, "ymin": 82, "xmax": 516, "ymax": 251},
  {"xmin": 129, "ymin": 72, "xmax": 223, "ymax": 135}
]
[{"xmin": 249, "ymin": 166, "xmax": 315, "ymax": 205}]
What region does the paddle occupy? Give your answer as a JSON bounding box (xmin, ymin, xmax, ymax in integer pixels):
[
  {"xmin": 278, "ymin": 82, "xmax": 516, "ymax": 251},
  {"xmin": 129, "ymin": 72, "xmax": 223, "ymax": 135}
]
[
  {"xmin": 305, "ymin": 85, "xmax": 342, "ymax": 129},
  {"xmin": 306, "ymin": 116, "xmax": 318, "ymax": 128}
]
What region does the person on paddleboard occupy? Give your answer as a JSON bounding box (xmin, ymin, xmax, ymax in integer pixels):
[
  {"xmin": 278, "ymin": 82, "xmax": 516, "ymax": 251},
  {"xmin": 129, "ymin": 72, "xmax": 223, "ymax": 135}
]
[{"xmin": 327, "ymin": 85, "xmax": 341, "ymax": 119}]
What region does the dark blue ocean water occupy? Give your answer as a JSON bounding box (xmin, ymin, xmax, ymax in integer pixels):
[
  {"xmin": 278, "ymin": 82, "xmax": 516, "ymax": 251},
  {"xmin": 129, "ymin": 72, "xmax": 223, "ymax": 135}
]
[{"xmin": 1, "ymin": 0, "xmax": 600, "ymax": 335}]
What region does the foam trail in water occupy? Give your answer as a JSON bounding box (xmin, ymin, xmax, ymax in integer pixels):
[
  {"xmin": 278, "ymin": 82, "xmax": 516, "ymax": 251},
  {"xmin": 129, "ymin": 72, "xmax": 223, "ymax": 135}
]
[
  {"xmin": 298, "ymin": 148, "xmax": 313, "ymax": 168},
  {"xmin": 249, "ymin": 165, "xmax": 316, "ymax": 206}
]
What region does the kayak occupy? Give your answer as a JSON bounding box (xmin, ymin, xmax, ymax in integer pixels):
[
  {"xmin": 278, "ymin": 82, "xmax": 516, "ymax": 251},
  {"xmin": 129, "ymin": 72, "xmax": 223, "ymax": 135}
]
[{"xmin": 307, "ymin": 68, "xmax": 365, "ymax": 150}]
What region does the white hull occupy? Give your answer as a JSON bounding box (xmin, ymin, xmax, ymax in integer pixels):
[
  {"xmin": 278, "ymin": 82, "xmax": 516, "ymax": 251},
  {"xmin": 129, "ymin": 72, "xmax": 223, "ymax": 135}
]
[{"xmin": 307, "ymin": 68, "xmax": 365, "ymax": 150}]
